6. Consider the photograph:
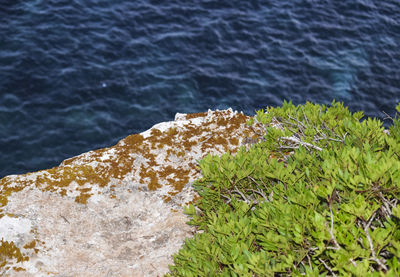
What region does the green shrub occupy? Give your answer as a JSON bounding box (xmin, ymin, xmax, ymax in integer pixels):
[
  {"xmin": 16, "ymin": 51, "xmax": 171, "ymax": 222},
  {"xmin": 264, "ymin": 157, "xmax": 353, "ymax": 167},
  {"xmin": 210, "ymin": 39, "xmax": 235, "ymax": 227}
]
[{"xmin": 166, "ymin": 101, "xmax": 400, "ymax": 276}]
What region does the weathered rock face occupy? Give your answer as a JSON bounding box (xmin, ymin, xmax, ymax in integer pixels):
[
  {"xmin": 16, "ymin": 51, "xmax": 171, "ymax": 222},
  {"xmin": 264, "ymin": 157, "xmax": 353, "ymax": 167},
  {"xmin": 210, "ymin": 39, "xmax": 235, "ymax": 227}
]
[{"xmin": 0, "ymin": 109, "xmax": 261, "ymax": 276}]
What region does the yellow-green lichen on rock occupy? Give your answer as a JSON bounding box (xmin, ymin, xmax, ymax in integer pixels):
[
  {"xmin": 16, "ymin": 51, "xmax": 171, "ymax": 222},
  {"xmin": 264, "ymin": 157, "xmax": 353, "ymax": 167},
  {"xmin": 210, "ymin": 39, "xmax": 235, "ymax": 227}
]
[{"xmin": 0, "ymin": 109, "xmax": 264, "ymax": 276}]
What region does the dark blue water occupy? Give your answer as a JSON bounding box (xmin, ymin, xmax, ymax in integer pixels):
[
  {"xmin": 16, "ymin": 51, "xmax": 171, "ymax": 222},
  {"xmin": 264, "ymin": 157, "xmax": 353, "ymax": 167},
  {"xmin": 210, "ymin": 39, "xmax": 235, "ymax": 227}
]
[{"xmin": 1, "ymin": 0, "xmax": 399, "ymax": 178}]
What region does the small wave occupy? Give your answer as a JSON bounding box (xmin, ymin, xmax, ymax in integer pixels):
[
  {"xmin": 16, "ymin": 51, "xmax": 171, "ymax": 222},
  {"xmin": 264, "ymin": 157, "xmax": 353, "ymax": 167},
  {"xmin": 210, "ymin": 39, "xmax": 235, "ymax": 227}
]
[{"xmin": 0, "ymin": 0, "xmax": 399, "ymax": 177}]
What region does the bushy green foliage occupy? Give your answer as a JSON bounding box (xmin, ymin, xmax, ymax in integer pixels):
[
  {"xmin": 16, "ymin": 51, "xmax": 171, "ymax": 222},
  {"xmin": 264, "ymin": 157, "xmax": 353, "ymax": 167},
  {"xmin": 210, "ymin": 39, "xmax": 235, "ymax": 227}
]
[{"xmin": 166, "ymin": 101, "xmax": 400, "ymax": 276}]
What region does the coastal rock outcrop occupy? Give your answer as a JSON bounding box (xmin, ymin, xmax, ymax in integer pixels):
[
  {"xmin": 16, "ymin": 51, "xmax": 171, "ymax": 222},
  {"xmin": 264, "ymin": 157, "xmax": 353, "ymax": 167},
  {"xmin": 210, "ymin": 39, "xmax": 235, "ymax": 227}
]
[{"xmin": 0, "ymin": 109, "xmax": 262, "ymax": 276}]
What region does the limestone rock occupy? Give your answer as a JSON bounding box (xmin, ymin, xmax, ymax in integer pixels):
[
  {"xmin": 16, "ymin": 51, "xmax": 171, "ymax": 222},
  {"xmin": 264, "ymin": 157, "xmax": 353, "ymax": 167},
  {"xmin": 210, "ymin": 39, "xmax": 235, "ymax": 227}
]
[{"xmin": 0, "ymin": 109, "xmax": 262, "ymax": 276}]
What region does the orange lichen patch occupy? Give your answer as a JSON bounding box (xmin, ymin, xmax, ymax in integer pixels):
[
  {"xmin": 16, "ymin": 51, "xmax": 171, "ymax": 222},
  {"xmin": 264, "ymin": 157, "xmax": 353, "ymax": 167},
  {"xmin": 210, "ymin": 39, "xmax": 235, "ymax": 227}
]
[
  {"xmin": 0, "ymin": 177, "xmax": 26, "ymax": 207},
  {"xmin": 104, "ymin": 159, "xmax": 132, "ymax": 180},
  {"xmin": 229, "ymin": 137, "xmax": 239, "ymax": 145},
  {"xmin": 166, "ymin": 127, "xmax": 179, "ymax": 136},
  {"xmin": 162, "ymin": 196, "xmax": 172, "ymax": 202},
  {"xmin": 23, "ymin": 240, "xmax": 39, "ymax": 254},
  {"xmin": 122, "ymin": 134, "xmax": 145, "ymax": 146},
  {"xmin": 182, "ymin": 122, "xmax": 205, "ymax": 137},
  {"xmin": 166, "ymin": 178, "xmax": 175, "ymax": 184},
  {"xmin": 168, "ymin": 176, "xmax": 191, "ymax": 194},
  {"xmin": 185, "ymin": 193, "xmax": 202, "ymax": 206},
  {"xmin": 158, "ymin": 165, "xmax": 190, "ymax": 179},
  {"xmin": 60, "ymin": 147, "xmax": 110, "ymax": 167},
  {"xmin": 59, "ymin": 189, "xmax": 67, "ymax": 197},
  {"xmin": 139, "ymin": 165, "xmax": 161, "ymax": 191},
  {"xmin": 158, "ymin": 166, "xmax": 176, "ymax": 179},
  {"xmin": 165, "ymin": 149, "xmax": 178, "ymax": 162},
  {"xmin": 150, "ymin": 128, "xmax": 162, "ymax": 137},
  {"xmin": 74, "ymin": 187, "xmax": 93, "ymax": 204},
  {"xmin": 75, "ymin": 193, "xmax": 92, "ymax": 204},
  {"xmin": 23, "ymin": 240, "xmax": 36, "ymax": 249},
  {"xmin": 148, "ymin": 128, "xmax": 178, "ymax": 150},
  {"xmin": 0, "ymin": 239, "xmax": 29, "ymax": 269},
  {"xmin": 182, "ymin": 140, "xmax": 198, "ymax": 152},
  {"xmin": 132, "ymin": 110, "xmax": 255, "ymax": 194},
  {"xmin": 61, "ymin": 155, "xmax": 80, "ymax": 166},
  {"xmin": 167, "ymin": 190, "xmax": 180, "ymax": 197},
  {"xmin": 166, "ymin": 149, "xmax": 175, "ymax": 156},
  {"xmin": 40, "ymin": 165, "xmax": 107, "ymax": 189},
  {"xmin": 0, "ymin": 195, "xmax": 8, "ymax": 208},
  {"xmin": 184, "ymin": 112, "xmax": 207, "ymax": 120},
  {"xmin": 200, "ymin": 136, "xmax": 228, "ymax": 152},
  {"xmin": 187, "ymin": 162, "xmax": 198, "ymax": 170},
  {"xmin": 145, "ymin": 153, "xmax": 157, "ymax": 167},
  {"xmin": 0, "ymin": 109, "xmax": 263, "ymax": 212}
]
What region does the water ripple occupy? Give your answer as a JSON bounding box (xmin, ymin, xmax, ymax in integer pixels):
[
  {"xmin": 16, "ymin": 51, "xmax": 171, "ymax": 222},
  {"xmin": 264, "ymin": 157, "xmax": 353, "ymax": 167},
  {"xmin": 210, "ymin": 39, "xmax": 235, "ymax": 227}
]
[{"xmin": 0, "ymin": 0, "xmax": 399, "ymax": 177}]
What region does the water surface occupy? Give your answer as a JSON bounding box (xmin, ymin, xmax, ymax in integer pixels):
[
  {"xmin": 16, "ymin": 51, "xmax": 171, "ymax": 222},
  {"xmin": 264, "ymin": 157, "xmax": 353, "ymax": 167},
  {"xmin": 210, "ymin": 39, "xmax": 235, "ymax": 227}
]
[{"xmin": 0, "ymin": 0, "xmax": 399, "ymax": 177}]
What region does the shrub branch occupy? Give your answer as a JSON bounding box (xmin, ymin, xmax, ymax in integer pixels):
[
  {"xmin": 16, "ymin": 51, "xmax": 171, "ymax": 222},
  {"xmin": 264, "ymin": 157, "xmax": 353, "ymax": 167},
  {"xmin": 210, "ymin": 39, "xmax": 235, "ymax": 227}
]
[
  {"xmin": 318, "ymin": 258, "xmax": 337, "ymax": 277},
  {"xmin": 280, "ymin": 136, "xmax": 323, "ymax": 151},
  {"xmin": 363, "ymin": 212, "xmax": 388, "ymax": 272},
  {"xmin": 327, "ymin": 205, "xmax": 341, "ymax": 250}
]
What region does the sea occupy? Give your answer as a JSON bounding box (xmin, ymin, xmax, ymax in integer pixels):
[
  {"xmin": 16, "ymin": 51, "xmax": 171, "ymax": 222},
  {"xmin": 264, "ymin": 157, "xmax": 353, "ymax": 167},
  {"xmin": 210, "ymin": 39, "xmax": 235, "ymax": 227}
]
[{"xmin": 0, "ymin": 0, "xmax": 399, "ymax": 178}]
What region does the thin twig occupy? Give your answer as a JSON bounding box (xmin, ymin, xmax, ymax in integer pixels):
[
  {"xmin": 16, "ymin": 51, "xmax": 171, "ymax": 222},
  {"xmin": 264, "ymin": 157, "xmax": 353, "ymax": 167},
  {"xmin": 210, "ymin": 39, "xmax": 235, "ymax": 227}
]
[
  {"xmin": 363, "ymin": 212, "xmax": 388, "ymax": 271},
  {"xmin": 249, "ymin": 125, "xmax": 265, "ymax": 140},
  {"xmin": 288, "ymin": 115, "xmax": 307, "ymax": 129},
  {"xmin": 60, "ymin": 215, "xmax": 70, "ymax": 224},
  {"xmin": 318, "ymin": 258, "xmax": 337, "ymax": 277},
  {"xmin": 327, "ymin": 205, "xmax": 341, "ymax": 250},
  {"xmin": 382, "ymin": 111, "xmax": 393, "ymax": 121},
  {"xmin": 301, "ymin": 107, "xmax": 311, "ymax": 126},
  {"xmin": 287, "ymin": 115, "xmax": 306, "ymax": 135},
  {"xmin": 220, "ymin": 193, "xmax": 232, "ymax": 204},
  {"xmin": 379, "ymin": 192, "xmax": 392, "ymax": 217},
  {"xmin": 283, "ymin": 118, "xmax": 303, "ymax": 128},
  {"xmin": 271, "ymin": 117, "xmax": 285, "ymax": 130},
  {"xmin": 247, "ymin": 188, "xmax": 269, "ymax": 202},
  {"xmin": 279, "ymin": 145, "xmax": 300, "ymax": 150},
  {"xmin": 194, "ymin": 205, "xmax": 204, "ymax": 216},
  {"xmin": 280, "ymin": 136, "xmax": 323, "ymax": 151},
  {"xmin": 313, "ymin": 124, "xmax": 325, "ymax": 137},
  {"xmin": 307, "ymin": 254, "xmax": 312, "ymax": 269},
  {"xmin": 234, "ymin": 186, "xmax": 250, "ymax": 204},
  {"xmin": 314, "ymin": 137, "xmax": 345, "ymax": 143},
  {"xmin": 256, "ymin": 179, "xmax": 275, "ymax": 202},
  {"xmin": 248, "ymin": 176, "xmax": 261, "ymax": 186}
]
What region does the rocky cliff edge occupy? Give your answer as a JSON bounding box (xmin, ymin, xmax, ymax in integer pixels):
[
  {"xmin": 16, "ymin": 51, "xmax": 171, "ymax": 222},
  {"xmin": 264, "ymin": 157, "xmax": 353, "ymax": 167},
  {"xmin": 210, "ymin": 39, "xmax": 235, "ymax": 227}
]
[{"xmin": 0, "ymin": 109, "xmax": 263, "ymax": 276}]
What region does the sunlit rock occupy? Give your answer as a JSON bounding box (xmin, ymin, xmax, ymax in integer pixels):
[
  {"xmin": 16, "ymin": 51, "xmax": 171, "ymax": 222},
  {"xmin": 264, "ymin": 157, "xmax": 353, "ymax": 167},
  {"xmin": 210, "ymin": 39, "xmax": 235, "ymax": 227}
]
[{"xmin": 0, "ymin": 109, "xmax": 262, "ymax": 276}]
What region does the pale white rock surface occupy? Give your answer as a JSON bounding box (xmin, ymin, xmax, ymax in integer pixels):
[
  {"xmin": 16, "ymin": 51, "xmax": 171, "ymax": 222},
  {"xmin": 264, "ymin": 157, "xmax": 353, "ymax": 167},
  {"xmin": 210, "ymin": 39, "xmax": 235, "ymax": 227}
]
[{"xmin": 0, "ymin": 109, "xmax": 263, "ymax": 276}]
